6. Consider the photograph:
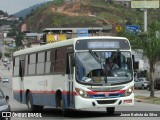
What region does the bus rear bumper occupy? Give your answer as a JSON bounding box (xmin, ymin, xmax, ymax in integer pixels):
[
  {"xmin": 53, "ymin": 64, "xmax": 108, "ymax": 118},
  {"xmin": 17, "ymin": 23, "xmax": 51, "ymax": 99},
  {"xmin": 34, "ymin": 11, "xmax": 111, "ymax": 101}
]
[{"xmin": 75, "ymin": 93, "xmax": 134, "ymax": 109}]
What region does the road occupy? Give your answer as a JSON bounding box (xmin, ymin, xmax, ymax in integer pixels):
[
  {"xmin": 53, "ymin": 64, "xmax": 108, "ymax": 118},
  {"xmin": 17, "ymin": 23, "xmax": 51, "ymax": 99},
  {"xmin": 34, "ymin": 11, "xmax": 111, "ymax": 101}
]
[{"xmin": 0, "ymin": 61, "xmax": 160, "ymax": 120}]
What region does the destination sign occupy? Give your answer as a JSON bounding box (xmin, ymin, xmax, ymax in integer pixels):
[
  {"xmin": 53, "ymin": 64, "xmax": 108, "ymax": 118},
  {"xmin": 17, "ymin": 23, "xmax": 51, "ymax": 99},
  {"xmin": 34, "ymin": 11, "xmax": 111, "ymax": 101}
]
[
  {"xmin": 75, "ymin": 39, "xmax": 130, "ymax": 50},
  {"xmin": 88, "ymin": 42, "xmax": 120, "ymax": 49}
]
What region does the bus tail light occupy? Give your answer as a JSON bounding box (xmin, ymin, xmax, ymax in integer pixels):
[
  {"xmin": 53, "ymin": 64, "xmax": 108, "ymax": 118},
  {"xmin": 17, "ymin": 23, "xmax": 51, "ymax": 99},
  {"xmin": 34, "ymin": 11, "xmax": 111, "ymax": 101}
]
[{"xmin": 75, "ymin": 88, "xmax": 90, "ymax": 98}]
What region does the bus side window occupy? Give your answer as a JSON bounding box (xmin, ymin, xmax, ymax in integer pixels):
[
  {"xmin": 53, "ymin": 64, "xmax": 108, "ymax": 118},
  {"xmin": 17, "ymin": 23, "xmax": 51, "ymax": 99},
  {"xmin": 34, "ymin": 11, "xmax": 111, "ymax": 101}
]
[{"xmin": 14, "ymin": 57, "xmax": 20, "ymax": 77}]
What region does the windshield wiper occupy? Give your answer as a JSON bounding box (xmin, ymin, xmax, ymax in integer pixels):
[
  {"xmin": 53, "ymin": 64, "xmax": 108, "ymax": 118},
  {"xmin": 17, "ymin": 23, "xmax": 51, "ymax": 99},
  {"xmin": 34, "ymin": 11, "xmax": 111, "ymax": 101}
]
[{"xmin": 89, "ymin": 49, "xmax": 102, "ymax": 64}]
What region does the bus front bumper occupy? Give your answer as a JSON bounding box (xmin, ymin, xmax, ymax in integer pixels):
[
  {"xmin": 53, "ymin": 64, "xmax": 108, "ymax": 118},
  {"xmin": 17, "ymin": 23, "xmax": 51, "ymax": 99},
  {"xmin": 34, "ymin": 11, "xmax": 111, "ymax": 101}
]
[{"xmin": 75, "ymin": 93, "xmax": 134, "ymax": 109}]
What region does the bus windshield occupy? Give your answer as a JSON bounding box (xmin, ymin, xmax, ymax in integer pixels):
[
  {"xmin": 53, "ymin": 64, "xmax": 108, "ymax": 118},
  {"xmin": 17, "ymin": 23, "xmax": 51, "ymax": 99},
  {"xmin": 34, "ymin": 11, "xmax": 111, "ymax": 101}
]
[{"xmin": 75, "ymin": 51, "xmax": 133, "ymax": 86}]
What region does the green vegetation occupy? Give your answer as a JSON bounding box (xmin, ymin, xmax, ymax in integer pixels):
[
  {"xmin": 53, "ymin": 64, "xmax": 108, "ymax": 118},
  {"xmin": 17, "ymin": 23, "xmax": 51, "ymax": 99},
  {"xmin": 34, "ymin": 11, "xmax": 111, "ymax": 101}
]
[
  {"xmin": 0, "ymin": 51, "xmax": 2, "ymax": 60},
  {"xmin": 138, "ymin": 22, "xmax": 160, "ymax": 97},
  {"xmin": 4, "ymin": 53, "xmax": 11, "ymax": 58},
  {"xmin": 7, "ymin": 28, "xmax": 18, "ymax": 37},
  {"xmin": 0, "ymin": 20, "xmax": 19, "ymax": 28},
  {"xmin": 118, "ymin": 21, "xmax": 160, "ymax": 97},
  {"xmin": 24, "ymin": 0, "xmax": 146, "ymax": 31},
  {"xmin": 11, "ymin": 0, "xmax": 160, "ymax": 59},
  {"xmin": 54, "ymin": 0, "xmax": 64, "ymax": 5},
  {"xmin": 15, "ymin": 33, "xmax": 24, "ymax": 47},
  {"xmin": 135, "ymin": 96, "xmax": 160, "ymax": 105}
]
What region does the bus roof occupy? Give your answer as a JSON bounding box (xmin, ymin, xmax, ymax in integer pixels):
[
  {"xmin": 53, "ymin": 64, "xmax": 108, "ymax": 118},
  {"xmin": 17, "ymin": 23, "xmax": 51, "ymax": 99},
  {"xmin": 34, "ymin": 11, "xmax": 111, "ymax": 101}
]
[{"xmin": 13, "ymin": 36, "xmax": 129, "ymax": 56}]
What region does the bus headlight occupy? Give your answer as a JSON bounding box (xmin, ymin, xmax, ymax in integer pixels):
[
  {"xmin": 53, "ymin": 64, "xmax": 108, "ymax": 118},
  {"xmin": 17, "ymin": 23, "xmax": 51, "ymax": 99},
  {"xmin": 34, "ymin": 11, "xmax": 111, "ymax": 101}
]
[
  {"xmin": 123, "ymin": 87, "xmax": 134, "ymax": 97},
  {"xmin": 75, "ymin": 88, "xmax": 90, "ymax": 98}
]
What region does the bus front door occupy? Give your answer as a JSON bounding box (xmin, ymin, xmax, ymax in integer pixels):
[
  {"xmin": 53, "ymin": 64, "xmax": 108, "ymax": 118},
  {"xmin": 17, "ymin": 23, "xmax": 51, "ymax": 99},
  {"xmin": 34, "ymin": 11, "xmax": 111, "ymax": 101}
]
[{"xmin": 68, "ymin": 54, "xmax": 74, "ymax": 108}]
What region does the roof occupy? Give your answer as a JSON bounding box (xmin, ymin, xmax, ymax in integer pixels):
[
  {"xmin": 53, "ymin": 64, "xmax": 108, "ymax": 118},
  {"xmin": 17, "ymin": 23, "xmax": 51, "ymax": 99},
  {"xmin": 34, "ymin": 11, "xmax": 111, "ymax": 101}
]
[
  {"xmin": 43, "ymin": 27, "xmax": 112, "ymax": 33},
  {"xmin": 26, "ymin": 33, "xmax": 44, "ymax": 37},
  {"xmin": 13, "ymin": 36, "xmax": 129, "ymax": 56}
]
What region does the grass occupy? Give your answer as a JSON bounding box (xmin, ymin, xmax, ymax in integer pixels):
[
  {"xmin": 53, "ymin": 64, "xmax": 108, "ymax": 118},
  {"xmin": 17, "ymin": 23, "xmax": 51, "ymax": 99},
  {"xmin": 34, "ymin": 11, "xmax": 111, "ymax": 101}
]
[
  {"xmin": 25, "ymin": 0, "xmax": 159, "ymax": 31},
  {"xmin": 135, "ymin": 96, "xmax": 160, "ymax": 105}
]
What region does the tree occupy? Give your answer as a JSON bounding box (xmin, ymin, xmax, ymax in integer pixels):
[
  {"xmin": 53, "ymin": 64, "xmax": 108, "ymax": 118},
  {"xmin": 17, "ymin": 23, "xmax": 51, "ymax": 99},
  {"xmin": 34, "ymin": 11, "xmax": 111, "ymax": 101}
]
[
  {"xmin": 19, "ymin": 17, "xmax": 24, "ymax": 21},
  {"xmin": 15, "ymin": 33, "xmax": 24, "ymax": 47},
  {"xmin": 0, "ymin": 50, "xmax": 2, "ymax": 60},
  {"xmin": 7, "ymin": 29, "xmax": 17, "ymax": 37},
  {"xmin": 118, "ymin": 21, "xmax": 160, "ymax": 97},
  {"xmin": 137, "ymin": 22, "xmax": 160, "ymax": 97},
  {"xmin": 54, "ymin": 0, "xmax": 64, "ymax": 5},
  {"xmin": 4, "ymin": 53, "xmax": 11, "ymax": 58}
]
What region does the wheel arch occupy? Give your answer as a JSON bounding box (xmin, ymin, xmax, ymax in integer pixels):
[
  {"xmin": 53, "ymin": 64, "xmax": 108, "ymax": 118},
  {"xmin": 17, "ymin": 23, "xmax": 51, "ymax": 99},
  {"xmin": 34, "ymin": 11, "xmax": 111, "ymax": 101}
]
[
  {"xmin": 25, "ymin": 89, "xmax": 30, "ymax": 104},
  {"xmin": 55, "ymin": 89, "xmax": 62, "ymax": 108}
]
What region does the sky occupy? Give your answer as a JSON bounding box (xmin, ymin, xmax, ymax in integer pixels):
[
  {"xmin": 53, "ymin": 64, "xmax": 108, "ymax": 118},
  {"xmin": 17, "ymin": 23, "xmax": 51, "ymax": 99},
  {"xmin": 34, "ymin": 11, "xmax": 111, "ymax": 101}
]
[{"xmin": 0, "ymin": 0, "xmax": 52, "ymax": 15}]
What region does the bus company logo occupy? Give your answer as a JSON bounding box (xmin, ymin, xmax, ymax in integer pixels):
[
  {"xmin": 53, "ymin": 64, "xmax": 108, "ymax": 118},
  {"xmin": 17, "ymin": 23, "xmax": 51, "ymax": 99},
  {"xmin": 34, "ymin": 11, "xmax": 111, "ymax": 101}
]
[
  {"xmin": 2, "ymin": 112, "xmax": 42, "ymax": 118},
  {"xmin": 104, "ymin": 93, "xmax": 109, "ymax": 97},
  {"xmin": 2, "ymin": 112, "xmax": 11, "ymax": 117}
]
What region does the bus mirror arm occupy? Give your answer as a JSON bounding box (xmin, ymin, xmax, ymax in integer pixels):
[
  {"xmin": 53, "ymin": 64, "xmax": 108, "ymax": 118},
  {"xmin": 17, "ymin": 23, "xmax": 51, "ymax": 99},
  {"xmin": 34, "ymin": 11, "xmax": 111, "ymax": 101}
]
[
  {"xmin": 71, "ymin": 56, "xmax": 75, "ymax": 67},
  {"xmin": 132, "ymin": 55, "xmax": 135, "ymax": 70}
]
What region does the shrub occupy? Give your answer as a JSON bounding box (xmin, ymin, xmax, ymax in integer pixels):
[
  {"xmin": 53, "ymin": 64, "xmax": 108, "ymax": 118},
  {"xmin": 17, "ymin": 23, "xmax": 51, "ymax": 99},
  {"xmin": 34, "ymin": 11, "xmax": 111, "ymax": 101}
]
[
  {"xmin": 0, "ymin": 51, "xmax": 2, "ymax": 59},
  {"xmin": 4, "ymin": 53, "xmax": 11, "ymax": 58}
]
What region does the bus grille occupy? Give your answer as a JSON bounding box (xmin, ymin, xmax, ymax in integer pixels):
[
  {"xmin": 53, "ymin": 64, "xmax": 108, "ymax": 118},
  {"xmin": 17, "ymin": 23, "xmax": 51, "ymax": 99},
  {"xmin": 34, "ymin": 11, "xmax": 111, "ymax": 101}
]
[
  {"xmin": 92, "ymin": 94, "xmax": 122, "ymax": 98},
  {"xmin": 96, "ymin": 100, "xmax": 117, "ymax": 104}
]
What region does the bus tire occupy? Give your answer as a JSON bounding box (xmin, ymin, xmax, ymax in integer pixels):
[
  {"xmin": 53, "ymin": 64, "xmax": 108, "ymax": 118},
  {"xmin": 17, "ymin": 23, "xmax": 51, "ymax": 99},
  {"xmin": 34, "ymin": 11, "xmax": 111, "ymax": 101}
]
[
  {"xmin": 56, "ymin": 92, "xmax": 68, "ymax": 116},
  {"xmin": 27, "ymin": 92, "xmax": 37, "ymax": 111},
  {"xmin": 27, "ymin": 93, "xmax": 33, "ymax": 111},
  {"xmin": 35, "ymin": 105, "xmax": 43, "ymax": 111},
  {"xmin": 106, "ymin": 107, "xmax": 115, "ymax": 114},
  {"xmin": 60, "ymin": 97, "xmax": 69, "ymax": 116}
]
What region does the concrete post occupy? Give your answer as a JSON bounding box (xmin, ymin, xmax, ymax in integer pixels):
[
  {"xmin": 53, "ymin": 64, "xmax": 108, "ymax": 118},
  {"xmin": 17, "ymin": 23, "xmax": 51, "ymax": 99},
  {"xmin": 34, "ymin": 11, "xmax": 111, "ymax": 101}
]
[{"xmin": 144, "ymin": 9, "xmax": 147, "ymax": 32}]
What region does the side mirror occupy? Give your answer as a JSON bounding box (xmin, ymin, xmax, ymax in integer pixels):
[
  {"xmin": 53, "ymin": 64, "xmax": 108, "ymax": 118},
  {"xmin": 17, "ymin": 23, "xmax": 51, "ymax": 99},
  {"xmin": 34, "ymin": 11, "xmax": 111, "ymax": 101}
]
[{"xmin": 5, "ymin": 95, "xmax": 9, "ymax": 101}]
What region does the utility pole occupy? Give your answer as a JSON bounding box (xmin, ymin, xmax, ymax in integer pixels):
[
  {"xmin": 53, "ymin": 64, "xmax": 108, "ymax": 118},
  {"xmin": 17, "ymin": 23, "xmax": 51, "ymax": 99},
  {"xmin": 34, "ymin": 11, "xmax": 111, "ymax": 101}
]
[
  {"xmin": 123, "ymin": 3, "xmax": 126, "ymax": 28},
  {"xmin": 144, "ymin": 9, "xmax": 147, "ymax": 32},
  {"xmin": 131, "ymin": 0, "xmax": 159, "ymax": 32}
]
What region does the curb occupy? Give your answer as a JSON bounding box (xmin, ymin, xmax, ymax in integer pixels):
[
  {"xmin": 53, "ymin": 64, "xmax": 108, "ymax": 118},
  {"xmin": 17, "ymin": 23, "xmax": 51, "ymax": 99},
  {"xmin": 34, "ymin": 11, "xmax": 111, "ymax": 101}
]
[
  {"xmin": 135, "ymin": 98, "xmax": 160, "ymax": 105},
  {"xmin": 135, "ymin": 98, "xmax": 150, "ymax": 103}
]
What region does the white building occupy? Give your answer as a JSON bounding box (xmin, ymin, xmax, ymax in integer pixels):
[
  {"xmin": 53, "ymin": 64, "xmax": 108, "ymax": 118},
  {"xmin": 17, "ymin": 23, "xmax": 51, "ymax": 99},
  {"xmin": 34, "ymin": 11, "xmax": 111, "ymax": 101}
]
[
  {"xmin": 132, "ymin": 49, "xmax": 160, "ymax": 79},
  {"xmin": 132, "ymin": 49, "xmax": 149, "ymax": 71}
]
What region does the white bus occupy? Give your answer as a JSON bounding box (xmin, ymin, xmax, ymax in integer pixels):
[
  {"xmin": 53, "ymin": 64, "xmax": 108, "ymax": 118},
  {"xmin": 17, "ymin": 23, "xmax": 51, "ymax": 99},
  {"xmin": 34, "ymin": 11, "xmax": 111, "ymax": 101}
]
[{"xmin": 12, "ymin": 36, "xmax": 134, "ymax": 115}]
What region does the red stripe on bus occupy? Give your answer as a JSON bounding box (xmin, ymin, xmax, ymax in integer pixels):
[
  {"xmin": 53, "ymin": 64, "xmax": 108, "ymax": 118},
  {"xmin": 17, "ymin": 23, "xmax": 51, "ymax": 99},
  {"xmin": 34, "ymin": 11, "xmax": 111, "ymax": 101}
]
[
  {"xmin": 13, "ymin": 90, "xmax": 25, "ymax": 93},
  {"xmin": 87, "ymin": 90, "xmax": 126, "ymax": 95}
]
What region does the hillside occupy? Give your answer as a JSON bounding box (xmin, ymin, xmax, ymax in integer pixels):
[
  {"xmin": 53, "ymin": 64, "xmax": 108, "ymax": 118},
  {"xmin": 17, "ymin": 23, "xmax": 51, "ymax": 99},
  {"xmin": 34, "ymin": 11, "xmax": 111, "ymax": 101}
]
[
  {"xmin": 14, "ymin": 2, "xmax": 47, "ymax": 18},
  {"xmin": 24, "ymin": 0, "xmax": 160, "ymax": 32}
]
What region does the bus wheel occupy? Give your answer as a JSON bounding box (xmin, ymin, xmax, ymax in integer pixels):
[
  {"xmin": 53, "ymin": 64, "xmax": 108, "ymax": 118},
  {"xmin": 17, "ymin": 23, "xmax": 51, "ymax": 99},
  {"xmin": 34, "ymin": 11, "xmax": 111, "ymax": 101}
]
[
  {"xmin": 60, "ymin": 98, "xmax": 67, "ymax": 116},
  {"xmin": 27, "ymin": 93, "xmax": 36, "ymax": 111},
  {"xmin": 35, "ymin": 105, "xmax": 43, "ymax": 111},
  {"xmin": 106, "ymin": 107, "xmax": 115, "ymax": 114},
  {"xmin": 27, "ymin": 93, "xmax": 33, "ymax": 111},
  {"xmin": 27, "ymin": 93, "xmax": 43, "ymax": 111},
  {"xmin": 60, "ymin": 97, "xmax": 69, "ymax": 116},
  {"xmin": 56, "ymin": 91, "xmax": 68, "ymax": 116}
]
